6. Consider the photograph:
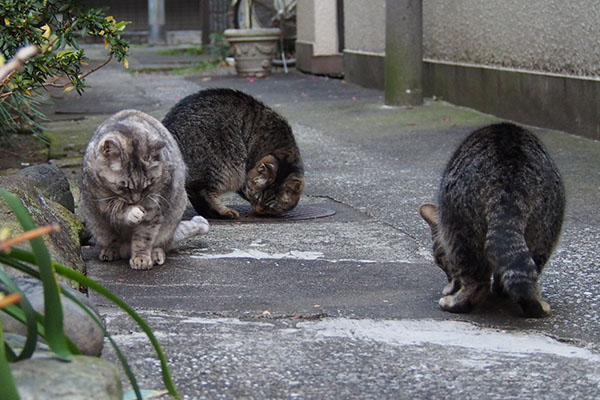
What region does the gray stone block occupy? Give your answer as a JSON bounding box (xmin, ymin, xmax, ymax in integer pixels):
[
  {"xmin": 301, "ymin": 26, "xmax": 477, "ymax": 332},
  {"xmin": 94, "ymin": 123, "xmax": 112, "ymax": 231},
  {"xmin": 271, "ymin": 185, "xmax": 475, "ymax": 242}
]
[
  {"xmin": 1, "ymin": 277, "xmax": 105, "ymax": 356},
  {"xmin": 11, "ymin": 354, "xmax": 122, "ymax": 400},
  {"xmin": 16, "ymin": 163, "xmax": 75, "ymax": 212}
]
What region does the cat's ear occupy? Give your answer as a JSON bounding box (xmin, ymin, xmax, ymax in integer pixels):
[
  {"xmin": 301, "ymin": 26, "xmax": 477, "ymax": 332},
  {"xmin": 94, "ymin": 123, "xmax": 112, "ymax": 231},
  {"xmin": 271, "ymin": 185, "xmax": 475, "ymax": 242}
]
[
  {"xmin": 284, "ymin": 174, "xmax": 305, "ymax": 194},
  {"xmin": 150, "ymin": 140, "xmax": 166, "ymax": 152},
  {"xmin": 255, "ymin": 155, "xmax": 278, "ymax": 184},
  {"xmin": 419, "ymin": 203, "xmax": 439, "ymax": 228},
  {"xmin": 99, "ymin": 137, "xmax": 121, "ymax": 159},
  {"xmin": 148, "ymin": 140, "xmax": 166, "ymax": 162}
]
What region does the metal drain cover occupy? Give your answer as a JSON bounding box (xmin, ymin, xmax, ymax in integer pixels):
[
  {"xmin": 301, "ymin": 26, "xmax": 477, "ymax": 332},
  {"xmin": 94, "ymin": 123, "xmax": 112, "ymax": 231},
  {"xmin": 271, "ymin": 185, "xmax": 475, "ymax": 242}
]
[{"xmin": 209, "ymin": 204, "xmax": 336, "ymax": 223}]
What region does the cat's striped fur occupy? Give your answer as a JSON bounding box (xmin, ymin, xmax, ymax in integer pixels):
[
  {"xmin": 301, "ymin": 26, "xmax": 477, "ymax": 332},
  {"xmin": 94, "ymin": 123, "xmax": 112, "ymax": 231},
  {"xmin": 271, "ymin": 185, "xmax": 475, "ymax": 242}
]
[
  {"xmin": 420, "ymin": 123, "xmax": 565, "ymax": 317},
  {"xmin": 162, "ymin": 88, "xmax": 305, "ymax": 219},
  {"xmin": 81, "ymin": 109, "xmax": 208, "ymax": 270}
]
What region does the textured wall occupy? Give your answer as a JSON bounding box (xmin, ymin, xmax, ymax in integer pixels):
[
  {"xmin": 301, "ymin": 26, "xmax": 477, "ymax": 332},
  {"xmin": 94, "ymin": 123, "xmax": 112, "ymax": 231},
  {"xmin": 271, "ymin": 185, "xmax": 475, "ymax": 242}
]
[
  {"xmin": 297, "ymin": 0, "xmax": 338, "ymax": 55},
  {"xmin": 313, "ymin": 0, "xmax": 339, "ymax": 55},
  {"xmin": 344, "ymin": 0, "xmax": 386, "ymax": 54},
  {"xmin": 424, "ymin": 0, "xmax": 600, "ymax": 76},
  {"xmin": 296, "ymin": 0, "xmax": 315, "ymax": 44}
]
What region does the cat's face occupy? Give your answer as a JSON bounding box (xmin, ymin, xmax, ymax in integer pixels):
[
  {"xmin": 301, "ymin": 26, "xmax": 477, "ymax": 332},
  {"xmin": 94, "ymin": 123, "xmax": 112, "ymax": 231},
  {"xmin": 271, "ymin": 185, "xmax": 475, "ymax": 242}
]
[
  {"xmin": 419, "ymin": 204, "xmax": 451, "ymax": 279},
  {"xmin": 96, "ymin": 134, "xmax": 166, "ymax": 205},
  {"xmin": 246, "ymin": 155, "xmax": 305, "ymax": 215}
]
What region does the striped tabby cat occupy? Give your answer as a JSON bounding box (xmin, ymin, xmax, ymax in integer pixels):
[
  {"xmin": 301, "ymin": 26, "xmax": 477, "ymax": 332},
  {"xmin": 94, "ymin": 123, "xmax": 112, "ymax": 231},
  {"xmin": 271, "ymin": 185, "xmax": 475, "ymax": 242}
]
[
  {"xmin": 162, "ymin": 88, "xmax": 305, "ymax": 219},
  {"xmin": 420, "ymin": 123, "xmax": 565, "ymax": 317},
  {"xmin": 81, "ymin": 109, "xmax": 209, "ymax": 270}
]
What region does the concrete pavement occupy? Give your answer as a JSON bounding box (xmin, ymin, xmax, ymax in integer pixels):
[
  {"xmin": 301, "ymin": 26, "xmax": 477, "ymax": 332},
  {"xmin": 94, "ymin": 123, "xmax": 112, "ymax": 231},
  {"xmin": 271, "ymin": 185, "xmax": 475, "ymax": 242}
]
[{"xmin": 44, "ymin": 45, "xmax": 600, "ymax": 399}]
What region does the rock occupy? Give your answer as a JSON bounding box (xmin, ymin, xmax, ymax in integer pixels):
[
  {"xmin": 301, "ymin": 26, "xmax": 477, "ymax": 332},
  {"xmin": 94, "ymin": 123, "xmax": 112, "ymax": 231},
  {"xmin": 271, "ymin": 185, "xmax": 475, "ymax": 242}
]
[
  {"xmin": 1, "ymin": 277, "xmax": 105, "ymax": 356},
  {"xmin": 11, "ymin": 353, "xmax": 122, "ymax": 400},
  {"xmin": 16, "ymin": 163, "xmax": 75, "ymax": 212},
  {"xmin": 0, "ymin": 173, "xmax": 86, "ymax": 279}
]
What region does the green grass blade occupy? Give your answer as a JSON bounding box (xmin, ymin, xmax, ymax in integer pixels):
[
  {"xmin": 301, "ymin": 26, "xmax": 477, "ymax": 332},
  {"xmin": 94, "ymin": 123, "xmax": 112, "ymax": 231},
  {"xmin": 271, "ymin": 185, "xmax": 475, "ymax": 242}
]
[
  {"xmin": 0, "ymin": 317, "xmax": 20, "ymax": 400},
  {"xmin": 54, "ymin": 264, "xmax": 180, "ymax": 398},
  {"xmin": 0, "ymin": 189, "xmax": 71, "ymax": 360},
  {"xmin": 0, "ymin": 254, "xmax": 82, "ymax": 356},
  {"xmin": 8, "ymin": 248, "xmax": 180, "ymax": 399},
  {"xmin": 0, "ymin": 270, "xmax": 38, "ymax": 360},
  {"xmin": 60, "ymin": 289, "xmax": 143, "ymax": 400}
]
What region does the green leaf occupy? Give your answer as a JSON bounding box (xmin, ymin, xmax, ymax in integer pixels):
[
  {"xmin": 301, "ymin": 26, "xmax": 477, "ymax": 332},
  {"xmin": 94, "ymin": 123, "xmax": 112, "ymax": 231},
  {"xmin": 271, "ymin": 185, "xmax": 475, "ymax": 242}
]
[
  {"xmin": 0, "ymin": 270, "xmax": 38, "ymax": 361},
  {"xmin": 0, "ymin": 318, "xmax": 20, "ymax": 400},
  {"xmin": 59, "ymin": 285, "xmax": 143, "ymax": 400},
  {"xmin": 8, "ymin": 248, "xmax": 180, "ymax": 399},
  {"xmin": 0, "ymin": 189, "xmax": 72, "ymax": 360}
]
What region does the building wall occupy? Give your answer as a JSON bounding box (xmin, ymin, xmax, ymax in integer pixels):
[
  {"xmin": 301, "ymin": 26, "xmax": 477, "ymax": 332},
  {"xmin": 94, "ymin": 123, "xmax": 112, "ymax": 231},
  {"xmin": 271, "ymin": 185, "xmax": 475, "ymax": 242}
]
[
  {"xmin": 313, "ymin": 0, "xmax": 339, "ymax": 55},
  {"xmin": 342, "ymin": 0, "xmax": 385, "ymax": 89},
  {"xmin": 296, "ymin": 0, "xmax": 315, "ymax": 44},
  {"xmin": 343, "ymin": 0, "xmax": 385, "ymax": 55},
  {"xmin": 340, "ymin": 0, "xmax": 600, "ymax": 138},
  {"xmin": 296, "ymin": 0, "xmax": 342, "ymax": 76},
  {"xmin": 342, "ymin": 0, "xmax": 600, "ymax": 78},
  {"xmin": 423, "ymin": 0, "xmax": 600, "ymax": 77}
]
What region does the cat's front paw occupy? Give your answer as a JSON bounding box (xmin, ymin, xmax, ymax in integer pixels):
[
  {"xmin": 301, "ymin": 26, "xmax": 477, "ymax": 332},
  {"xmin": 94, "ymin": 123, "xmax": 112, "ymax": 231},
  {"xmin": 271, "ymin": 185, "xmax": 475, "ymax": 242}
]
[
  {"xmin": 129, "ymin": 254, "xmax": 153, "ymax": 270},
  {"xmin": 126, "ymin": 206, "xmax": 146, "ymax": 225},
  {"xmin": 442, "ymin": 279, "xmax": 461, "ymax": 295},
  {"xmin": 99, "ymin": 248, "xmax": 120, "ymax": 262},
  {"xmin": 221, "ymin": 207, "xmax": 240, "ymax": 219},
  {"xmin": 152, "ymin": 248, "xmax": 166, "ymax": 265}
]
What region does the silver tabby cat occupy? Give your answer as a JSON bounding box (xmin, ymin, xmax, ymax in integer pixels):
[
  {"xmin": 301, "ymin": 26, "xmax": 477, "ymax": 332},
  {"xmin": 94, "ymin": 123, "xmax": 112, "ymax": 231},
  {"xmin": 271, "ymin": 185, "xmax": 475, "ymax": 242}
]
[
  {"xmin": 420, "ymin": 123, "xmax": 565, "ymax": 317},
  {"xmin": 81, "ymin": 109, "xmax": 209, "ymax": 270},
  {"xmin": 162, "ymin": 88, "xmax": 305, "ymax": 219}
]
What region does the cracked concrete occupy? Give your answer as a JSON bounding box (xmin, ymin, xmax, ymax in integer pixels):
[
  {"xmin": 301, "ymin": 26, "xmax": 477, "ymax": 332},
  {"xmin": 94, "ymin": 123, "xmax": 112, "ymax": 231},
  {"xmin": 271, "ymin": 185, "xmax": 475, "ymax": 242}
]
[{"xmin": 39, "ymin": 44, "xmax": 600, "ymax": 398}]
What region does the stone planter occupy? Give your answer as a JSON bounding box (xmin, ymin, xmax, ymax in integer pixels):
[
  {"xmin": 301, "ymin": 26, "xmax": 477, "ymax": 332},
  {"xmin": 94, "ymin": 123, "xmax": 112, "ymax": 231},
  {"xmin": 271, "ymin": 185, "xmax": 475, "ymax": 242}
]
[{"xmin": 224, "ymin": 28, "xmax": 281, "ymax": 78}]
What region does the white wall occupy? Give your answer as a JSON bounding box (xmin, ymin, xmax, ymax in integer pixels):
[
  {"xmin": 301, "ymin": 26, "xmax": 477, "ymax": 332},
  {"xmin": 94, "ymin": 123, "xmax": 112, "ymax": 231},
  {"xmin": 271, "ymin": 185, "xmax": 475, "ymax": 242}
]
[
  {"xmin": 296, "ymin": 0, "xmax": 339, "ymax": 56},
  {"xmin": 343, "ymin": 0, "xmax": 386, "ymax": 55},
  {"xmin": 340, "ymin": 0, "xmax": 600, "ymax": 77},
  {"xmin": 424, "ymin": 0, "xmax": 600, "ymax": 77}
]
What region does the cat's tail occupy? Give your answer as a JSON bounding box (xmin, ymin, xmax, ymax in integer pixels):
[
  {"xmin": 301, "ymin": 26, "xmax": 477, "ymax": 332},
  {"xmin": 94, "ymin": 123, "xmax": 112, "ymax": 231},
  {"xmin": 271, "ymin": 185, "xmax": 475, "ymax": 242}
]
[
  {"xmin": 485, "ymin": 204, "xmax": 550, "ymax": 318},
  {"xmin": 173, "ymin": 215, "xmax": 210, "ymax": 244}
]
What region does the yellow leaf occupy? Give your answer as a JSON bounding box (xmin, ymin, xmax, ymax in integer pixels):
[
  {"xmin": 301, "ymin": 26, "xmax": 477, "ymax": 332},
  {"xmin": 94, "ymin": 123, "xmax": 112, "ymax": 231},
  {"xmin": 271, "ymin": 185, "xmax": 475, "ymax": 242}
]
[
  {"xmin": 81, "ymin": 60, "xmax": 88, "ymax": 66},
  {"xmin": 104, "ymin": 39, "xmax": 109, "ymax": 49},
  {"xmin": 0, "ymin": 227, "xmax": 10, "ymax": 241},
  {"xmin": 64, "ymin": 86, "xmax": 75, "ymax": 92},
  {"xmin": 24, "ymin": 90, "xmax": 32, "ymax": 96},
  {"xmin": 105, "ymin": 16, "xmax": 116, "ymax": 25},
  {"xmin": 123, "ymin": 57, "xmax": 129, "ymax": 69},
  {"xmin": 4, "ymin": 18, "xmax": 10, "ymax": 26},
  {"xmin": 41, "ymin": 24, "xmax": 51, "ymax": 39}
]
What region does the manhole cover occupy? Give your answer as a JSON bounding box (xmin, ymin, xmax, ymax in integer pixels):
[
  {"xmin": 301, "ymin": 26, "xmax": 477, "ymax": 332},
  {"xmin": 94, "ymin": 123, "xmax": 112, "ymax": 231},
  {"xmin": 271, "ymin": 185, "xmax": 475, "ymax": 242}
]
[{"xmin": 208, "ymin": 203, "xmax": 336, "ymax": 223}]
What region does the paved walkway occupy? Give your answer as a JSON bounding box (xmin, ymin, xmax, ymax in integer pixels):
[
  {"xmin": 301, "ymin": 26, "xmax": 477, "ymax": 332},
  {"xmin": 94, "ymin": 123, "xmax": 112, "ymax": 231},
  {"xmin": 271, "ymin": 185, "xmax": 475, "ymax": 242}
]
[{"xmin": 45, "ymin": 45, "xmax": 600, "ymax": 399}]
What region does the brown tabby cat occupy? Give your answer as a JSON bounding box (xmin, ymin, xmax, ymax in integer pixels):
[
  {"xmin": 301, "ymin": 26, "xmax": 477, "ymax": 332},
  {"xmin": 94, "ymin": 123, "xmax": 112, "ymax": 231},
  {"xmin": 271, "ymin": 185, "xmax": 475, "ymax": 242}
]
[
  {"xmin": 420, "ymin": 123, "xmax": 565, "ymax": 317},
  {"xmin": 81, "ymin": 109, "xmax": 209, "ymax": 270},
  {"xmin": 162, "ymin": 88, "xmax": 305, "ymax": 219}
]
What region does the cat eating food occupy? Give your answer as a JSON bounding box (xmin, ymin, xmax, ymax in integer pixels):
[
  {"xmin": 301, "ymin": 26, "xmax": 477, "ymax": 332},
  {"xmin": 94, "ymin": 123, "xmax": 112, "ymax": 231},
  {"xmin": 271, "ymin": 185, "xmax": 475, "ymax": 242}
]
[
  {"xmin": 81, "ymin": 109, "xmax": 209, "ymax": 270},
  {"xmin": 419, "ymin": 122, "xmax": 565, "ymax": 317},
  {"xmin": 162, "ymin": 88, "xmax": 305, "ymax": 219}
]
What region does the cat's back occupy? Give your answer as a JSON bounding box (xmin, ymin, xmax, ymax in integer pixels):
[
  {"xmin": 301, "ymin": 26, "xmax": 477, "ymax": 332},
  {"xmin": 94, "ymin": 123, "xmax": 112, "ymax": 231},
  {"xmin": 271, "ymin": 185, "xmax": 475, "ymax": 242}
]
[
  {"xmin": 163, "ymin": 88, "xmax": 266, "ymax": 134},
  {"xmin": 442, "ymin": 123, "xmax": 561, "ymax": 198},
  {"xmin": 87, "ymin": 109, "xmax": 178, "ymax": 152}
]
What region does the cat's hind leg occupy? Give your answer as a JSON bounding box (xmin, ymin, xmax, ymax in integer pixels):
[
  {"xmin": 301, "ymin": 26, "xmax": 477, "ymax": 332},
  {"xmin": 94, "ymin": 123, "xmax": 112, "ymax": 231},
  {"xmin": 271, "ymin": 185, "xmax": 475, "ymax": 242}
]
[
  {"xmin": 173, "ymin": 216, "xmax": 210, "ymax": 243},
  {"xmin": 99, "ymin": 247, "xmax": 120, "ymax": 262},
  {"xmin": 487, "ymin": 223, "xmax": 550, "ymax": 318},
  {"xmin": 439, "ymin": 277, "xmax": 490, "ymax": 313},
  {"xmin": 99, "ymin": 238, "xmax": 122, "ymax": 262}
]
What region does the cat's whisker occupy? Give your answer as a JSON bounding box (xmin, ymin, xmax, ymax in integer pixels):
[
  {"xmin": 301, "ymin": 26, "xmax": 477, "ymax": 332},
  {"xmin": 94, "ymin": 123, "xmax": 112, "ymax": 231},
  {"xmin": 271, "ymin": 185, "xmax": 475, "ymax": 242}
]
[
  {"xmin": 146, "ymin": 194, "xmax": 163, "ymax": 211},
  {"xmin": 91, "ymin": 195, "xmax": 119, "ymax": 202}
]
